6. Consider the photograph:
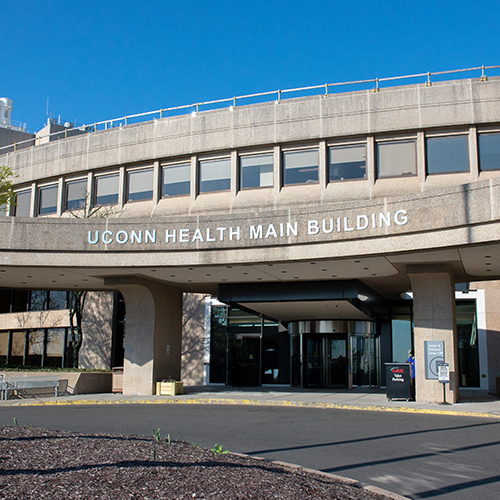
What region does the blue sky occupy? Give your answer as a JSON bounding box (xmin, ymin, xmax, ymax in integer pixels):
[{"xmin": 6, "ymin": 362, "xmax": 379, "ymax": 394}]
[{"xmin": 4, "ymin": 1, "xmax": 500, "ymax": 131}]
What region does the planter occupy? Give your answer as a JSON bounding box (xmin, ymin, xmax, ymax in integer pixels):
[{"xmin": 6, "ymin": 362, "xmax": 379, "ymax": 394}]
[
  {"xmin": 112, "ymin": 367, "xmax": 124, "ymax": 394},
  {"xmin": 156, "ymin": 381, "xmax": 183, "ymax": 396}
]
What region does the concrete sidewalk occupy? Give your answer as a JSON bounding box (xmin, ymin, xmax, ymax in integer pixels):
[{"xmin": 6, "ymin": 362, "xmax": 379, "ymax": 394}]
[{"xmin": 2, "ymin": 385, "xmax": 500, "ymax": 418}]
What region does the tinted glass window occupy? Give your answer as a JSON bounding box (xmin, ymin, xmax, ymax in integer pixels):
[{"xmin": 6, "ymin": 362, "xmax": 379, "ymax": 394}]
[
  {"xmin": 95, "ymin": 174, "xmax": 119, "ymax": 205},
  {"xmin": 48, "ymin": 291, "xmax": 67, "ymax": 310},
  {"xmin": 30, "ymin": 290, "xmax": 47, "ymax": 311},
  {"xmin": 329, "ymin": 144, "xmax": 366, "ymax": 181},
  {"xmin": 0, "ymin": 289, "xmax": 11, "ymax": 313},
  {"xmin": 478, "ymin": 133, "xmax": 500, "ymax": 171},
  {"xmin": 66, "ymin": 179, "xmax": 87, "ymax": 210},
  {"xmin": 283, "ymin": 150, "xmax": 318, "ymax": 185},
  {"xmin": 240, "ymin": 154, "xmax": 273, "ymax": 189},
  {"xmin": 426, "ymin": 136, "xmax": 468, "ymax": 174},
  {"xmin": 0, "ymin": 331, "xmax": 8, "ymax": 362},
  {"xmin": 199, "ymin": 158, "xmax": 231, "ymax": 193},
  {"xmin": 15, "ymin": 190, "xmax": 31, "ymax": 217},
  {"xmin": 127, "ymin": 169, "xmax": 153, "ymax": 202},
  {"xmin": 38, "ymin": 185, "xmax": 58, "ymax": 215},
  {"xmin": 162, "ymin": 163, "xmax": 190, "ymax": 197},
  {"xmin": 12, "ymin": 290, "xmax": 28, "ymax": 312},
  {"xmin": 46, "ymin": 328, "xmax": 65, "ymax": 363},
  {"xmin": 377, "ymin": 141, "xmax": 416, "ymax": 178}
]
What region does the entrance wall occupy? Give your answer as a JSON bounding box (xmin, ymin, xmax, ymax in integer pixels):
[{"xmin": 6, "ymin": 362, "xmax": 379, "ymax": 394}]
[{"xmin": 408, "ymin": 264, "xmax": 459, "ymax": 403}]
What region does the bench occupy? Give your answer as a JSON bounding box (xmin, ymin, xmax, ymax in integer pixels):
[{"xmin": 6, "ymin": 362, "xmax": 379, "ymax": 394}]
[{"xmin": 1, "ymin": 376, "xmax": 60, "ymax": 400}]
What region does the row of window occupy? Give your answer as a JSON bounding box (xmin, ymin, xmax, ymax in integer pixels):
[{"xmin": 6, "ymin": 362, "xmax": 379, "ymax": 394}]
[
  {"xmin": 0, "ymin": 328, "xmax": 70, "ymax": 368},
  {"xmin": 7, "ymin": 131, "xmax": 500, "ymax": 217},
  {"xmin": 0, "ymin": 289, "xmax": 68, "ymax": 314}
]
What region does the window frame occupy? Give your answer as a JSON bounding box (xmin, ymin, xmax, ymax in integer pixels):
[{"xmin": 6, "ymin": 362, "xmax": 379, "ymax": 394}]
[
  {"xmin": 478, "ymin": 131, "xmax": 500, "ymax": 172},
  {"xmin": 425, "ymin": 134, "xmax": 469, "ymax": 175},
  {"xmin": 93, "ymin": 172, "xmax": 120, "ymax": 207},
  {"xmin": 198, "ymin": 156, "xmax": 231, "ymax": 194},
  {"xmin": 328, "ymin": 142, "xmax": 367, "ymax": 183},
  {"xmin": 37, "ymin": 183, "xmax": 59, "ymax": 216},
  {"xmin": 376, "ymin": 139, "xmax": 417, "ymax": 179},
  {"xmin": 65, "ymin": 177, "xmax": 88, "ymax": 212},
  {"xmin": 282, "ymin": 147, "xmax": 319, "ymax": 186},
  {"xmin": 239, "ymin": 151, "xmax": 274, "ymax": 190},
  {"xmin": 126, "ymin": 167, "xmax": 154, "ymax": 203},
  {"xmin": 14, "ymin": 189, "xmax": 32, "ymax": 217},
  {"xmin": 161, "ymin": 161, "xmax": 191, "ymax": 198}
]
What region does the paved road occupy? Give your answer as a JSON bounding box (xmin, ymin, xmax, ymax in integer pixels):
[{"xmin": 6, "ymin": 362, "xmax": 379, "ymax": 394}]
[{"xmin": 1, "ymin": 403, "xmax": 499, "ymax": 500}]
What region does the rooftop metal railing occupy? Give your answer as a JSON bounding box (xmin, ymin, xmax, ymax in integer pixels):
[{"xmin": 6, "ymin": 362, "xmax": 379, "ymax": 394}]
[{"xmin": 1, "ymin": 65, "xmax": 499, "ymax": 156}]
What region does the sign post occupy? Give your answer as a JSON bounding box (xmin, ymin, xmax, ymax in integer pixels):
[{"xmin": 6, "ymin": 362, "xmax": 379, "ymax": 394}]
[{"xmin": 438, "ymin": 362, "xmax": 450, "ymax": 405}]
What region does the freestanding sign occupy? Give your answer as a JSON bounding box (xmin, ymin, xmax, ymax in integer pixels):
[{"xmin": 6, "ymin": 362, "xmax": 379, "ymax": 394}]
[
  {"xmin": 438, "ymin": 362, "xmax": 451, "ymax": 405},
  {"xmin": 424, "ymin": 341, "xmax": 445, "ymax": 379},
  {"xmin": 438, "ymin": 363, "xmax": 450, "ymax": 384},
  {"xmin": 385, "ymin": 363, "xmax": 412, "ymax": 401}
]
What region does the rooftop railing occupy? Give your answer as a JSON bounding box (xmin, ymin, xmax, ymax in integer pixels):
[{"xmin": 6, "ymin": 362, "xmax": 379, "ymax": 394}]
[{"xmin": 1, "ymin": 65, "xmax": 499, "ymax": 156}]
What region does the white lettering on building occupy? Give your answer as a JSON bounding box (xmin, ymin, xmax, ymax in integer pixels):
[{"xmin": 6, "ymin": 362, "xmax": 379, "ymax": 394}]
[{"xmin": 87, "ymin": 209, "xmax": 409, "ymax": 246}]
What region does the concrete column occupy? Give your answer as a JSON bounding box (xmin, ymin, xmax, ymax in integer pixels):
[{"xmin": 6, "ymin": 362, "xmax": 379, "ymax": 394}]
[
  {"xmin": 153, "ymin": 160, "xmax": 161, "ymax": 205},
  {"xmin": 104, "ymin": 277, "xmax": 183, "ymax": 395},
  {"xmin": 190, "ymin": 155, "xmax": 198, "ymax": 201},
  {"xmin": 468, "ymin": 126, "xmax": 479, "ymax": 179},
  {"xmin": 407, "ymin": 264, "xmax": 459, "ymax": 403},
  {"xmin": 417, "ymin": 131, "xmax": 426, "ymax": 186},
  {"xmin": 366, "ymin": 136, "xmax": 375, "ymax": 186},
  {"xmin": 230, "ymin": 150, "xmax": 238, "ymax": 197},
  {"xmin": 318, "ymin": 140, "xmax": 327, "ymax": 189},
  {"xmin": 273, "ymin": 145, "xmax": 281, "ymax": 194}
]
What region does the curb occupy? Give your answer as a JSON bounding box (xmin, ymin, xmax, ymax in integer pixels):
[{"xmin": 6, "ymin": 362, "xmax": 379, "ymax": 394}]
[
  {"xmin": 2, "ymin": 395, "xmax": 500, "ymax": 419},
  {"xmin": 230, "ymin": 452, "xmax": 410, "ymax": 500}
]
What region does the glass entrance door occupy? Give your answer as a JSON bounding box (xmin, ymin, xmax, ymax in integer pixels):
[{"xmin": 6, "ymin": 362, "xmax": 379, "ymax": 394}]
[
  {"xmin": 303, "ymin": 335, "xmax": 348, "ymax": 388},
  {"xmin": 326, "ymin": 337, "xmax": 348, "ymax": 388},
  {"xmin": 305, "ymin": 337, "xmax": 323, "ymax": 387},
  {"xmin": 350, "ymin": 334, "xmax": 379, "ymax": 387},
  {"xmin": 228, "ymin": 335, "xmax": 261, "ymax": 386}
]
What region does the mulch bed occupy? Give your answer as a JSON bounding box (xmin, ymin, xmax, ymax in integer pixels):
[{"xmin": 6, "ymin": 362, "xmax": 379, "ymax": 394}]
[{"xmin": 0, "ymin": 425, "xmax": 395, "ymax": 499}]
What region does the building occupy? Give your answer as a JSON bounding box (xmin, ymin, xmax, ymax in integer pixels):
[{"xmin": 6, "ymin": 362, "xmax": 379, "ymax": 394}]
[{"xmin": 1, "ymin": 71, "xmax": 500, "ymax": 403}]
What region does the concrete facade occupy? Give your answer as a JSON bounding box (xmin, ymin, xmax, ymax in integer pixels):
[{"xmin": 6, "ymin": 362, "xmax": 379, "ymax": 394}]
[{"xmin": 1, "ymin": 77, "xmax": 500, "ymax": 401}]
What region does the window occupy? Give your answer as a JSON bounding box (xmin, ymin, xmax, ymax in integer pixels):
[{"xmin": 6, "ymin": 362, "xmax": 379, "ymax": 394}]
[
  {"xmin": 48, "ymin": 291, "xmax": 68, "ymax": 310},
  {"xmin": 0, "ymin": 331, "xmax": 8, "ymax": 363},
  {"xmin": 95, "ymin": 173, "xmax": 119, "ymax": 205},
  {"xmin": 478, "ymin": 133, "xmax": 500, "ymax": 171},
  {"xmin": 329, "ymin": 144, "xmax": 366, "ymax": 181},
  {"xmin": 240, "ymin": 154, "xmax": 273, "ymax": 189},
  {"xmin": 28, "ymin": 329, "xmax": 44, "ymax": 365},
  {"xmin": 10, "ymin": 330, "xmax": 25, "ymax": 364},
  {"xmin": 283, "ymin": 149, "xmax": 318, "ymax": 185},
  {"xmin": 199, "ymin": 158, "xmax": 231, "ymax": 193},
  {"xmin": 15, "ymin": 190, "xmax": 31, "ymax": 217},
  {"xmin": 12, "ymin": 290, "xmax": 28, "ymax": 312},
  {"xmin": 46, "ymin": 328, "xmax": 65, "ymax": 367},
  {"xmin": 66, "ymin": 179, "xmax": 87, "ymax": 211},
  {"xmin": 127, "ymin": 168, "xmax": 153, "ymax": 202},
  {"xmin": 377, "ymin": 140, "xmax": 416, "ymax": 178},
  {"xmin": 162, "ymin": 163, "xmax": 190, "ymax": 197},
  {"xmin": 30, "ymin": 290, "xmax": 47, "ymax": 311},
  {"xmin": 38, "ymin": 185, "xmax": 58, "ymax": 215},
  {"xmin": 426, "ymin": 135, "xmax": 468, "ymax": 174}
]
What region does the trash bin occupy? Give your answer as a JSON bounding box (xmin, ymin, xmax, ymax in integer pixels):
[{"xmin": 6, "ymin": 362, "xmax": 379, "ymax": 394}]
[{"xmin": 385, "ymin": 363, "xmax": 412, "ymax": 401}]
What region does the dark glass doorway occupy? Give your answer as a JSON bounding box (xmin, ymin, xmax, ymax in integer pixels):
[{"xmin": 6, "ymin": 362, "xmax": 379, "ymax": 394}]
[
  {"xmin": 228, "ymin": 335, "xmax": 261, "ymax": 386},
  {"xmin": 303, "ymin": 335, "xmax": 348, "ymax": 388}
]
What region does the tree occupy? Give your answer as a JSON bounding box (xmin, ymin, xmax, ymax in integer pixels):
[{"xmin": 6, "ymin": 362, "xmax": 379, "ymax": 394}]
[
  {"xmin": 68, "ymin": 291, "xmax": 87, "ymax": 368},
  {"xmin": 0, "ymin": 166, "xmax": 16, "ymax": 211}
]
